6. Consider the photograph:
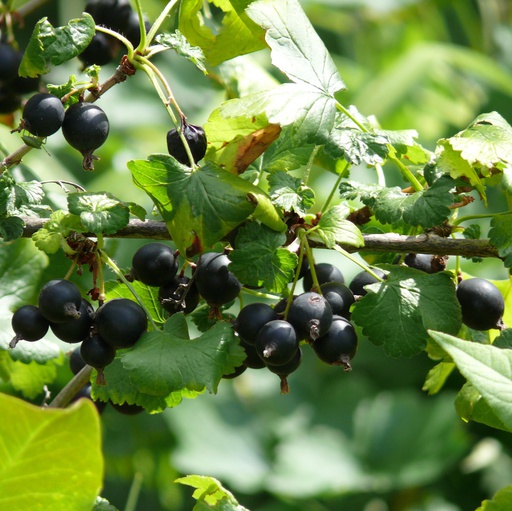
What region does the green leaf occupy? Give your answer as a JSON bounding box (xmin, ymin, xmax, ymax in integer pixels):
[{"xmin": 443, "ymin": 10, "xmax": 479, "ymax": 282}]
[
  {"xmin": 176, "ymin": 475, "xmax": 250, "ymax": 511},
  {"xmin": 351, "ymin": 266, "xmax": 461, "ymax": 357},
  {"xmin": 0, "ymin": 216, "xmax": 25, "ymax": 242},
  {"xmin": 422, "ymin": 361, "xmax": 455, "ymax": 396},
  {"xmin": 120, "ymin": 315, "xmax": 244, "ymax": 396},
  {"xmin": 128, "ymin": 155, "xmax": 285, "ymax": 257},
  {"xmin": 32, "ymin": 210, "xmax": 85, "ymax": 254},
  {"xmin": 429, "ymin": 330, "xmax": 512, "ymax": 431},
  {"xmin": 476, "ymin": 484, "xmax": 512, "ymax": 511},
  {"xmin": 0, "ymin": 393, "xmax": 103, "ymax": 511},
  {"xmin": 154, "ymin": 30, "xmax": 207, "ymax": 74},
  {"xmin": 178, "ymin": 0, "xmax": 266, "ymax": 67},
  {"xmin": 268, "ymin": 171, "xmax": 315, "ymax": 217},
  {"xmin": 20, "ymin": 14, "xmax": 95, "ymax": 77},
  {"xmin": 67, "ymin": 192, "xmax": 130, "ymax": 235},
  {"xmin": 311, "ymin": 204, "xmax": 364, "ymax": 248},
  {"xmin": 381, "ymin": 129, "xmax": 431, "ymax": 164},
  {"xmin": 489, "ymin": 213, "xmax": 512, "ymax": 268},
  {"xmin": 228, "ymin": 222, "xmax": 297, "ymax": 293}
]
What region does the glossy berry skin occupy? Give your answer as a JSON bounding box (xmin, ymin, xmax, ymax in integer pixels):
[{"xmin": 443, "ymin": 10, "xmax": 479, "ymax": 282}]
[
  {"xmin": 158, "ymin": 275, "xmax": 200, "ymax": 315},
  {"xmin": 85, "ymin": 0, "xmax": 133, "ymax": 32},
  {"xmin": 303, "ymin": 262, "xmax": 344, "ymax": 292},
  {"xmin": 287, "ymin": 292, "xmax": 333, "ymax": 341},
  {"xmin": 456, "ymin": 278, "xmax": 505, "ymax": 331},
  {"xmin": 95, "ymin": 298, "xmax": 148, "ymax": 349},
  {"xmin": 62, "ymin": 101, "xmax": 109, "ymax": 170},
  {"xmin": 132, "ymin": 242, "xmax": 178, "ymax": 287},
  {"xmin": 255, "ymin": 319, "xmax": 299, "ymax": 366},
  {"xmin": 404, "ymin": 253, "xmax": 447, "ymax": 274},
  {"xmin": 22, "ymin": 93, "xmax": 65, "ymax": 137},
  {"xmin": 69, "ymin": 346, "xmax": 86, "ymax": 375},
  {"xmin": 239, "ymin": 338, "xmax": 266, "ymax": 369},
  {"xmin": 50, "ymin": 298, "xmax": 94, "ymax": 343},
  {"xmin": 234, "ymin": 302, "xmax": 278, "ymax": 345},
  {"xmin": 195, "ymin": 252, "xmax": 241, "ymax": 307},
  {"xmin": 266, "ymin": 347, "xmax": 303, "ymax": 395},
  {"xmin": 320, "ymin": 282, "xmax": 355, "ymax": 319},
  {"xmin": 10, "ymin": 305, "xmax": 50, "ymax": 348},
  {"xmin": 80, "ymin": 334, "xmax": 116, "ymax": 370},
  {"xmin": 167, "ymin": 123, "xmax": 207, "ymax": 166},
  {"xmin": 313, "ymin": 316, "xmax": 358, "ymax": 371},
  {"xmin": 38, "ymin": 279, "xmax": 82, "ymax": 323},
  {"xmin": 349, "ymin": 268, "xmax": 386, "ymax": 297}
]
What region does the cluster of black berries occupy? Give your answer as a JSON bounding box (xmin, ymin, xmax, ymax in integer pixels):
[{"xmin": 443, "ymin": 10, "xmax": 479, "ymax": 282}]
[
  {"xmin": 80, "ymin": 0, "xmax": 150, "ymax": 67},
  {"xmin": 0, "ymin": 41, "xmax": 40, "ymax": 115},
  {"xmin": 10, "ymin": 279, "xmax": 148, "ymax": 384},
  {"xmin": 14, "ymin": 92, "xmax": 110, "ymax": 170}
]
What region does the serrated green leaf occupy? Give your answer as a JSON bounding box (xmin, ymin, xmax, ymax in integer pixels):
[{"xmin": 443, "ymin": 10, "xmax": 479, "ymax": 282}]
[
  {"xmin": 489, "ymin": 213, "xmax": 512, "ymax": 268},
  {"xmin": 20, "ymin": 14, "xmax": 95, "ymax": 77},
  {"xmin": 67, "ymin": 192, "xmax": 130, "ymax": 235},
  {"xmin": 352, "ymin": 266, "xmax": 461, "ymax": 357},
  {"xmin": 493, "ymin": 328, "xmax": 512, "ymax": 349},
  {"xmin": 120, "ymin": 316, "xmax": 244, "ymax": 396},
  {"xmin": 128, "ymin": 155, "xmax": 285, "ymax": 257},
  {"xmin": 476, "ymin": 484, "xmax": 512, "ymax": 511},
  {"xmin": 189, "ymin": 306, "xmax": 236, "ymax": 333},
  {"xmin": 0, "ymin": 216, "xmax": 25, "ymax": 242},
  {"xmin": 429, "ymin": 330, "xmax": 512, "ymax": 431},
  {"xmin": 32, "ymin": 210, "xmax": 85, "ymax": 254},
  {"xmin": 178, "ymin": 0, "xmax": 266, "ymax": 67},
  {"xmin": 0, "ymin": 394, "xmax": 103, "ymax": 511},
  {"xmin": 268, "ymin": 170, "xmax": 315, "ymax": 217},
  {"xmin": 228, "ymin": 222, "xmax": 297, "ymax": 293},
  {"xmin": 422, "ymin": 361, "xmax": 455, "ymax": 396},
  {"xmin": 311, "ymin": 204, "xmax": 364, "ymax": 248},
  {"xmin": 380, "ymin": 129, "xmax": 431, "ymax": 164},
  {"xmin": 154, "ymin": 30, "xmax": 207, "ymax": 73}
]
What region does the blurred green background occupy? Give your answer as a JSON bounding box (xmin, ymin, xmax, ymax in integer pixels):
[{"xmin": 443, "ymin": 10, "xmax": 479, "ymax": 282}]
[{"xmin": 2, "ymin": 0, "xmax": 512, "ymax": 510}]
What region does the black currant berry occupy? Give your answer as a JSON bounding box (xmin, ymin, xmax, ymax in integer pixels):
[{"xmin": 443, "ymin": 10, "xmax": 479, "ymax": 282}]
[
  {"xmin": 404, "ymin": 253, "xmax": 448, "ymax": 274},
  {"xmin": 38, "ymin": 279, "xmax": 82, "ymax": 323},
  {"xmin": 50, "ymin": 298, "xmax": 94, "ymax": 343},
  {"xmin": 456, "ymin": 278, "xmax": 505, "ymax": 331},
  {"xmin": 0, "ymin": 43, "xmax": 21, "ymax": 84},
  {"xmin": 158, "ymin": 275, "xmax": 200, "ymax": 315},
  {"xmin": 0, "ymin": 86, "xmax": 21, "ymax": 114},
  {"xmin": 80, "ymin": 334, "xmax": 116, "ymax": 385},
  {"xmin": 349, "ymin": 268, "xmax": 386, "ymax": 297},
  {"xmin": 319, "ymin": 282, "xmax": 355, "ymax": 319},
  {"xmin": 69, "ymin": 346, "xmax": 86, "ymax": 375},
  {"xmin": 239, "ymin": 338, "xmax": 266, "ymax": 369},
  {"xmin": 195, "ymin": 252, "xmax": 241, "ymax": 307},
  {"xmin": 266, "ymin": 347, "xmax": 302, "ymax": 394},
  {"xmin": 10, "ymin": 73, "xmax": 41, "ymax": 94},
  {"xmin": 287, "ymin": 292, "xmax": 333, "ymax": 341},
  {"xmin": 167, "ymin": 122, "xmax": 207, "ymax": 166},
  {"xmin": 303, "ymin": 262, "xmax": 344, "ymax": 292},
  {"xmin": 122, "ymin": 11, "xmax": 151, "ymax": 47},
  {"xmin": 9, "ymin": 305, "xmax": 50, "ymax": 348},
  {"xmin": 78, "ymin": 32, "xmax": 115, "ymax": 67},
  {"xmin": 131, "ymin": 242, "xmax": 178, "ymax": 287},
  {"xmin": 234, "ymin": 302, "xmax": 278, "ymax": 345},
  {"xmin": 21, "ymin": 93, "xmax": 65, "ymax": 137},
  {"xmin": 62, "ymin": 101, "xmax": 109, "ymax": 170},
  {"xmin": 312, "ymin": 316, "xmax": 358, "ymax": 371},
  {"xmin": 255, "ymin": 319, "xmax": 299, "ymax": 366},
  {"xmin": 222, "ymin": 363, "xmax": 248, "ymax": 379},
  {"xmin": 110, "ymin": 401, "xmax": 145, "ymax": 415},
  {"xmin": 85, "ymin": 0, "xmax": 133, "ymax": 32},
  {"xmin": 95, "ymin": 298, "xmax": 148, "ymax": 349}
]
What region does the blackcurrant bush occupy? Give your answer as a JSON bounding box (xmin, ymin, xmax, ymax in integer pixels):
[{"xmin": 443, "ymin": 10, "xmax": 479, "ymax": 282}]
[
  {"xmin": 239, "ymin": 338, "xmax": 266, "ymax": 369},
  {"xmin": 80, "ymin": 334, "xmax": 116, "ymax": 369},
  {"xmin": 9, "ymin": 305, "xmax": 50, "ymax": 348},
  {"xmin": 195, "ymin": 252, "xmax": 241, "ymax": 306},
  {"xmin": 110, "ymin": 401, "xmax": 145, "ymax": 415},
  {"xmin": 266, "ymin": 347, "xmax": 302, "ymax": 394},
  {"xmin": 0, "ymin": 43, "xmax": 21, "ymax": 84},
  {"xmin": 234, "ymin": 302, "xmax": 278, "ymax": 345},
  {"xmin": 404, "ymin": 253, "xmax": 447, "ymax": 274},
  {"xmin": 50, "ymin": 298, "xmax": 94, "ymax": 343},
  {"xmin": 287, "ymin": 292, "xmax": 333, "ymax": 341},
  {"xmin": 95, "ymin": 298, "xmax": 148, "ymax": 349},
  {"xmin": 131, "ymin": 242, "xmax": 178, "ymax": 287},
  {"xmin": 255, "ymin": 319, "xmax": 299, "ymax": 366},
  {"xmin": 303, "ymin": 262, "xmax": 344, "ymax": 292},
  {"xmin": 158, "ymin": 275, "xmax": 200, "ymax": 315},
  {"xmin": 78, "ymin": 32, "xmax": 115, "ymax": 67},
  {"xmin": 456, "ymin": 278, "xmax": 505, "ymax": 331},
  {"xmin": 38, "ymin": 279, "xmax": 82, "ymax": 323},
  {"xmin": 319, "ymin": 282, "xmax": 355, "ymax": 319},
  {"xmin": 62, "ymin": 101, "xmax": 109, "ymax": 170},
  {"xmin": 313, "ymin": 316, "xmax": 358, "ymax": 371},
  {"xmin": 167, "ymin": 122, "xmax": 207, "ymax": 166},
  {"xmin": 349, "ymin": 268, "xmax": 386, "ymax": 297},
  {"xmin": 21, "ymin": 93, "xmax": 65, "ymax": 137},
  {"xmin": 69, "ymin": 346, "xmax": 86, "ymax": 375}
]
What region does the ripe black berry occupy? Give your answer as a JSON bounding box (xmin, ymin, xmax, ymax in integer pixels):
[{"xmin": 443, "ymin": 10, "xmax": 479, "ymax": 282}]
[
  {"xmin": 9, "ymin": 305, "xmax": 50, "ymax": 348},
  {"xmin": 239, "ymin": 338, "xmax": 266, "ymax": 369},
  {"xmin": 456, "ymin": 278, "xmax": 505, "ymax": 331},
  {"xmin": 404, "ymin": 253, "xmax": 447, "ymax": 274},
  {"xmin": 222, "ymin": 363, "xmax": 248, "ymax": 379},
  {"xmin": 69, "ymin": 346, "xmax": 86, "ymax": 375},
  {"xmin": 313, "ymin": 316, "xmax": 358, "ymax": 371},
  {"xmin": 158, "ymin": 275, "xmax": 200, "ymax": 315},
  {"xmin": 0, "ymin": 86, "xmax": 21, "ymax": 114},
  {"xmin": 95, "ymin": 298, "xmax": 148, "ymax": 349},
  {"xmin": 320, "ymin": 282, "xmax": 355, "ymax": 319},
  {"xmin": 349, "ymin": 268, "xmax": 386, "ymax": 296},
  {"xmin": 38, "ymin": 279, "xmax": 82, "ymax": 323},
  {"xmin": 62, "ymin": 101, "xmax": 109, "ymax": 170},
  {"xmin": 267, "ymin": 347, "xmax": 302, "ymax": 394},
  {"xmin": 0, "ymin": 43, "xmax": 21, "ymax": 84},
  {"xmin": 21, "ymin": 93, "xmax": 65, "ymax": 137},
  {"xmin": 167, "ymin": 122, "xmax": 207, "ymax": 166},
  {"xmin": 195, "ymin": 252, "xmax": 241, "ymax": 307},
  {"xmin": 85, "ymin": 0, "xmax": 133, "ymax": 33},
  {"xmin": 80, "ymin": 334, "xmax": 116, "ymax": 385},
  {"xmin": 78, "ymin": 32, "xmax": 115, "ymax": 67},
  {"xmin": 131, "ymin": 242, "xmax": 178, "ymax": 287},
  {"xmin": 287, "ymin": 292, "xmax": 333, "ymax": 341},
  {"xmin": 50, "ymin": 298, "xmax": 94, "ymax": 343},
  {"xmin": 255, "ymin": 319, "xmax": 299, "ymax": 366},
  {"xmin": 234, "ymin": 302, "xmax": 278, "ymax": 345},
  {"xmin": 303, "ymin": 262, "xmax": 344, "ymax": 292}
]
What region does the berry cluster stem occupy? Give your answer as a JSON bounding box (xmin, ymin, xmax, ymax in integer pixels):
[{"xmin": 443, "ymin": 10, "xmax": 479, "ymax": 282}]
[{"xmin": 48, "ymin": 365, "xmax": 93, "ymax": 408}]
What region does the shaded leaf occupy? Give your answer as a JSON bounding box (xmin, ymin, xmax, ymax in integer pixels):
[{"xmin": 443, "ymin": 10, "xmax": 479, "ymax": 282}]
[
  {"xmin": 154, "ymin": 30, "xmax": 207, "ymax": 73},
  {"xmin": 268, "ymin": 171, "xmax": 314, "ymax": 216}
]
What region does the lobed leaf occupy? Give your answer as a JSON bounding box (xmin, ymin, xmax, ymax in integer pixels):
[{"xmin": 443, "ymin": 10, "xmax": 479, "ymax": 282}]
[
  {"xmin": 489, "ymin": 213, "xmax": 512, "ymax": 268},
  {"xmin": 311, "ymin": 204, "xmax": 364, "ymax": 248},
  {"xmin": 475, "ymin": 484, "xmax": 512, "ymax": 511},
  {"xmin": 268, "ymin": 170, "xmax": 315, "ymax": 217}
]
